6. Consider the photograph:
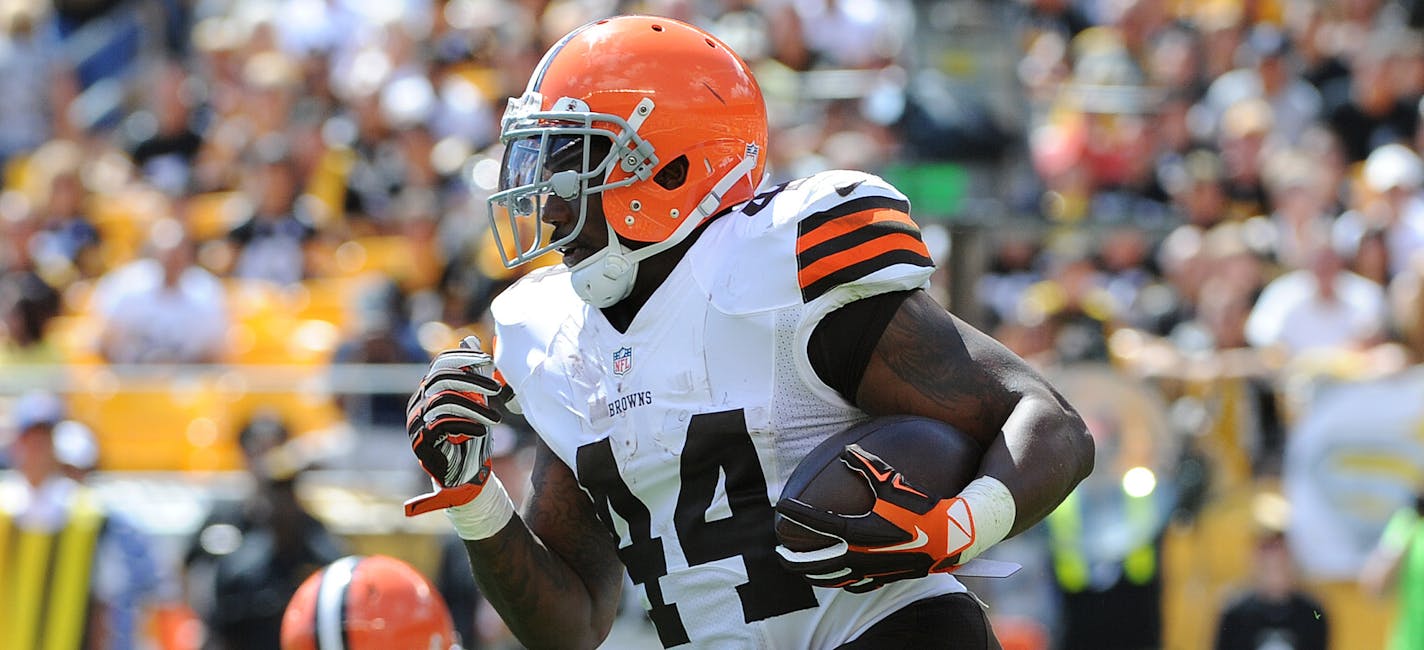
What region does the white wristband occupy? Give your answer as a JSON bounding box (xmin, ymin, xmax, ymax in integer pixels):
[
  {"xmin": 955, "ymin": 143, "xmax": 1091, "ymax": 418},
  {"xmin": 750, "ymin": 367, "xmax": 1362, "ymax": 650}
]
[
  {"xmin": 445, "ymin": 474, "xmax": 516, "ymax": 540},
  {"xmin": 956, "ymin": 476, "xmax": 1016, "ymax": 564}
]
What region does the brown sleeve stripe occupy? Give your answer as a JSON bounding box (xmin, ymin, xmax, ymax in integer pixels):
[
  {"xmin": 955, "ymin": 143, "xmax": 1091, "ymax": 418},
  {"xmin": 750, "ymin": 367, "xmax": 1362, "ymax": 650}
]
[
  {"xmin": 797, "ymin": 214, "xmax": 921, "ymax": 260},
  {"xmin": 796, "ymin": 207, "xmax": 920, "ymax": 254},
  {"xmin": 795, "ymin": 195, "xmax": 930, "ymax": 302},
  {"xmin": 797, "ymin": 233, "xmax": 933, "ymax": 302},
  {"xmin": 798, "ymin": 195, "xmax": 911, "ymax": 236}
]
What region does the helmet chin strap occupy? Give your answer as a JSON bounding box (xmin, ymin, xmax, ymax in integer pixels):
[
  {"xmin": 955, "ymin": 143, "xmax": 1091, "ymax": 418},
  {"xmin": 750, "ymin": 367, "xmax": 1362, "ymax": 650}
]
[{"xmin": 569, "ymin": 146, "xmax": 760, "ymax": 308}]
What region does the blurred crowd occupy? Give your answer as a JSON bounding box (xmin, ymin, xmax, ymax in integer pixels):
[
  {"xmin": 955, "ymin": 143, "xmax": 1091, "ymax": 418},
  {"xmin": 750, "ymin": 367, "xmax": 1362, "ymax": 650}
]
[
  {"xmin": 0, "ymin": 0, "xmax": 947, "ymax": 378},
  {"xmin": 998, "ymin": 0, "xmax": 1424, "ymax": 468},
  {"xmin": 995, "ymin": 1, "xmax": 1424, "ymax": 648},
  {"xmin": 4, "ymin": 0, "xmax": 1424, "ymax": 647}
]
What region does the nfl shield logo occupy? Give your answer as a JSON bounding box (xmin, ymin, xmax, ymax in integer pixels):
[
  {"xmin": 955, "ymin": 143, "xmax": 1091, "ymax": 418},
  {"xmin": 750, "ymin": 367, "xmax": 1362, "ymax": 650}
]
[{"xmin": 613, "ymin": 347, "xmax": 632, "ymax": 375}]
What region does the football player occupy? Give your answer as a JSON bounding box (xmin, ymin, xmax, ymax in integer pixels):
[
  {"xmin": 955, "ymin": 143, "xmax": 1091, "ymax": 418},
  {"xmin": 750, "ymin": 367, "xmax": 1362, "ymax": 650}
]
[
  {"xmin": 281, "ymin": 555, "xmax": 460, "ymax": 650},
  {"xmin": 404, "ymin": 15, "xmax": 1094, "ymax": 648}
]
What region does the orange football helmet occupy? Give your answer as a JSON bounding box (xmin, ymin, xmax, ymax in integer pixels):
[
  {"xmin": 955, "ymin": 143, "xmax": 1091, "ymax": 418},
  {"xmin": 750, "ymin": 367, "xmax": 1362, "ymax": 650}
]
[
  {"xmin": 281, "ymin": 555, "xmax": 459, "ymax": 650},
  {"xmin": 488, "ymin": 15, "xmax": 768, "ymax": 305}
]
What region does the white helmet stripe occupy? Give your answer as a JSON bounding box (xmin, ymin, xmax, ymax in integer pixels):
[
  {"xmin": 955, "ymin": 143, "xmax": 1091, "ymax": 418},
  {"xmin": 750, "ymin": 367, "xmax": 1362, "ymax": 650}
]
[
  {"xmin": 528, "ymin": 19, "xmax": 599, "ymax": 93},
  {"xmin": 315, "ymin": 556, "xmax": 362, "ymax": 650}
]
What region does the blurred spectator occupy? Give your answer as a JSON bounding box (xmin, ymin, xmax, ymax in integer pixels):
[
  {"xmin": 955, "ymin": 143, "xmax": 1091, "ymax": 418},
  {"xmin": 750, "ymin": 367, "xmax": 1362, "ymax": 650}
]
[
  {"xmin": 240, "ymin": 49, "xmax": 303, "ymax": 143},
  {"xmin": 1166, "ymin": 150, "xmax": 1232, "ymax": 228},
  {"xmin": 1392, "ymin": 255, "xmax": 1424, "ymax": 360},
  {"xmin": 0, "ymin": 269, "xmax": 62, "ymax": 364},
  {"xmin": 1138, "ymin": 224, "xmax": 1208, "ymax": 336},
  {"xmin": 790, "ymin": 0, "xmax": 911, "ymax": 70},
  {"xmin": 1325, "ymin": 39, "xmax": 1418, "ymax": 163},
  {"xmin": 1361, "ymin": 486, "xmax": 1424, "ymax": 650},
  {"xmin": 1203, "ymin": 25, "xmax": 1322, "ymax": 144},
  {"xmin": 1351, "ymin": 226, "xmax": 1394, "ymax": 287},
  {"xmin": 332, "ymin": 278, "xmax": 428, "ymax": 428},
  {"xmin": 1284, "ymin": 0, "xmax": 1351, "ymax": 94},
  {"xmin": 1097, "ymin": 228, "xmax": 1154, "ymax": 322},
  {"xmin": 1015, "ymin": 0, "xmax": 1092, "ymax": 42},
  {"xmin": 0, "ymin": 186, "xmax": 62, "ymax": 366},
  {"xmin": 1089, "ymin": 115, "xmax": 1176, "ymax": 225},
  {"xmin": 1016, "ymin": 235, "xmax": 1115, "ymax": 363},
  {"xmin": 129, "ymin": 59, "xmax": 206, "ymax": 196},
  {"xmin": 1150, "ymin": 90, "xmax": 1198, "ymax": 170},
  {"xmin": 1298, "ymin": 125, "xmax": 1350, "ymax": 215},
  {"xmin": 1143, "ymin": 25, "xmax": 1206, "ymax": 100},
  {"xmin": 0, "ymin": 391, "xmax": 163, "ymax": 649},
  {"xmin": 979, "ymin": 233, "xmax": 1044, "ymax": 329},
  {"xmin": 1170, "ymin": 223, "xmax": 1267, "ymax": 352},
  {"xmin": 1214, "ymin": 497, "xmax": 1329, "ymax": 650},
  {"xmin": 184, "ymin": 412, "xmax": 344, "ymax": 650},
  {"xmin": 341, "ymin": 102, "xmax": 445, "ymax": 234},
  {"xmin": 92, "ymin": 219, "xmax": 228, "ymax": 364},
  {"xmin": 1262, "ymin": 148, "xmax": 1332, "ymax": 270},
  {"xmin": 225, "ymin": 146, "xmax": 318, "ymax": 285},
  {"xmin": 1216, "ymin": 98, "xmax": 1273, "ymax": 220},
  {"xmin": 0, "ymin": 7, "xmax": 53, "ymax": 165},
  {"xmin": 1333, "ymin": 143, "xmax": 1424, "ymax": 280},
  {"xmin": 1195, "ymin": 4, "xmax": 1247, "ymax": 82},
  {"xmin": 705, "ymin": 0, "xmax": 810, "ymax": 72},
  {"xmin": 27, "ymin": 140, "xmax": 102, "ymax": 279},
  {"xmin": 1245, "ymin": 230, "xmax": 1388, "ymax": 354}
]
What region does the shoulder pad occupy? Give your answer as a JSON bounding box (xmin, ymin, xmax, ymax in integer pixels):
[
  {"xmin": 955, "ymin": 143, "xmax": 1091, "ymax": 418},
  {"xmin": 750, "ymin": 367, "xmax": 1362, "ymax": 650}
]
[
  {"xmin": 689, "ymin": 170, "xmax": 933, "ymax": 314},
  {"xmin": 490, "ymin": 266, "xmax": 584, "ymax": 391}
]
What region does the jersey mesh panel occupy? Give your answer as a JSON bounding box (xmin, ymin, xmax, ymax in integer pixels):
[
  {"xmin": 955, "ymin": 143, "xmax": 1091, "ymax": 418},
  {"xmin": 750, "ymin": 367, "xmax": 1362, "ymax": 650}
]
[{"xmin": 770, "ymin": 307, "xmax": 865, "ymax": 493}]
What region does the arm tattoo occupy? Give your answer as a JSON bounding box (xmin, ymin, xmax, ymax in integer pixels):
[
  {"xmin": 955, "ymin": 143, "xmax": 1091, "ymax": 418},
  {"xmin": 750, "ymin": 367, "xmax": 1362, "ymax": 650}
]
[
  {"xmin": 860, "ymin": 291, "xmax": 1094, "ymax": 537},
  {"xmin": 462, "ymin": 443, "xmax": 622, "ymax": 648},
  {"xmin": 867, "ymin": 292, "xmax": 1018, "ymax": 443}
]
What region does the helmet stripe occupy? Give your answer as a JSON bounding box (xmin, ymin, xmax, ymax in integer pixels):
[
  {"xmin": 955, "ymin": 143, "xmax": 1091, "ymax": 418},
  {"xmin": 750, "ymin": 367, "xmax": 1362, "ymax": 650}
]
[
  {"xmin": 314, "ymin": 556, "xmax": 362, "ymax": 650},
  {"xmin": 528, "ymin": 19, "xmax": 598, "ymax": 93}
]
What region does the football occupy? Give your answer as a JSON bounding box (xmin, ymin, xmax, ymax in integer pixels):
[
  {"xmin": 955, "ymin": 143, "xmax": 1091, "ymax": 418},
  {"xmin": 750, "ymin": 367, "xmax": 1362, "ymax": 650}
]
[{"xmin": 774, "ymin": 415, "xmax": 984, "ymax": 552}]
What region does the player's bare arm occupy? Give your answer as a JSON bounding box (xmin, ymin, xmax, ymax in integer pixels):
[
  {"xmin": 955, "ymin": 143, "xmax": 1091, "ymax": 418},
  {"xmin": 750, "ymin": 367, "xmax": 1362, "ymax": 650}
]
[
  {"xmin": 463, "ymin": 439, "xmax": 624, "ymax": 650},
  {"xmin": 403, "ymin": 344, "xmax": 622, "ymax": 648},
  {"xmin": 857, "ymin": 290, "xmax": 1095, "ymax": 537}
]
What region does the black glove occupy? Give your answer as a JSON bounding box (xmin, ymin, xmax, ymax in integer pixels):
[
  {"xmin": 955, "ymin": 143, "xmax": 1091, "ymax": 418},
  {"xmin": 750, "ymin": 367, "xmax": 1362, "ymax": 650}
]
[{"xmin": 774, "ymin": 444, "xmax": 976, "ymax": 593}]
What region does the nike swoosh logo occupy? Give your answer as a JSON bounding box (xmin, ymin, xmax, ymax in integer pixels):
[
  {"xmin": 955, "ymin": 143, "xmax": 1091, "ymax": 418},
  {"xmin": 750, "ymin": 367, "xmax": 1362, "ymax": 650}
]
[
  {"xmin": 891, "ymin": 474, "xmax": 928, "ymax": 498},
  {"xmin": 867, "ymin": 526, "xmax": 929, "ymax": 552},
  {"xmin": 835, "ymin": 180, "xmax": 864, "ymax": 197}
]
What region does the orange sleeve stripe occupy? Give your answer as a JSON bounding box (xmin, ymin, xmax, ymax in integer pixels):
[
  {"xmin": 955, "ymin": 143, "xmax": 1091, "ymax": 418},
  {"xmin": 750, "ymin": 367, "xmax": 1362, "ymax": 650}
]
[
  {"xmin": 797, "ymin": 232, "xmax": 931, "ymax": 290},
  {"xmin": 796, "ymin": 208, "xmax": 918, "ymax": 254}
]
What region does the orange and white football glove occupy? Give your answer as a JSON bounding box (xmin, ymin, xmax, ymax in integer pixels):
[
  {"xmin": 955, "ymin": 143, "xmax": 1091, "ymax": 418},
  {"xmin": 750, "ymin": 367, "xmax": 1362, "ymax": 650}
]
[
  {"xmin": 404, "ymin": 337, "xmax": 514, "ymax": 517},
  {"xmin": 775, "ymin": 444, "xmax": 1016, "ymax": 593}
]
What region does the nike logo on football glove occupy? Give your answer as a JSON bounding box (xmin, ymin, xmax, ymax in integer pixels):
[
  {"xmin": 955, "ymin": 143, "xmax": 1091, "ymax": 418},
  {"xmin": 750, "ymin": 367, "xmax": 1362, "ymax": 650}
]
[{"xmin": 773, "ymin": 444, "xmax": 979, "ymax": 592}]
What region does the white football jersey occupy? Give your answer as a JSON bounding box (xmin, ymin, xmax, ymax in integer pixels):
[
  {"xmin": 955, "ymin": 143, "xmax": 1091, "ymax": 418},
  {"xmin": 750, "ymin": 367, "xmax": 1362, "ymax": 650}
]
[{"xmin": 491, "ymin": 170, "xmax": 964, "ymax": 649}]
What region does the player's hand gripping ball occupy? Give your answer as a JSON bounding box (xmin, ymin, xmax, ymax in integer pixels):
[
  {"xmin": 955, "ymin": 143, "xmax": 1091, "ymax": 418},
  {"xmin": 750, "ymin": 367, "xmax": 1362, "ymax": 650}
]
[{"xmin": 774, "ymin": 416, "xmax": 984, "ymax": 593}]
